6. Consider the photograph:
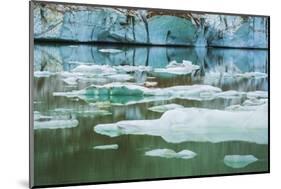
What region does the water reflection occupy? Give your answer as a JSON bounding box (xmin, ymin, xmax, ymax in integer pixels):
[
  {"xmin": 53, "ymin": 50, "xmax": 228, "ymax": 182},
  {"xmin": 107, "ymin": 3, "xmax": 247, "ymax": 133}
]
[{"xmin": 33, "ymin": 43, "xmax": 268, "ymax": 186}]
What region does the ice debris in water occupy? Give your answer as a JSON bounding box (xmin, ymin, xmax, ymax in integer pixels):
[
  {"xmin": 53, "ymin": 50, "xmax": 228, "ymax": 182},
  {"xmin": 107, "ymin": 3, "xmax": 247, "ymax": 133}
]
[
  {"xmin": 34, "ymin": 113, "xmax": 78, "ymax": 130},
  {"xmin": 54, "ymin": 82, "xmax": 267, "ymax": 105},
  {"xmin": 223, "ymin": 155, "xmax": 258, "ymax": 168},
  {"xmin": 72, "ymin": 65, "xmax": 116, "ymax": 75},
  {"xmin": 93, "ymin": 144, "xmax": 119, "ymax": 150},
  {"xmin": 114, "ymin": 65, "xmax": 152, "ymax": 73},
  {"xmin": 148, "ymin": 103, "xmax": 184, "ymax": 113},
  {"xmin": 98, "ymin": 49, "xmax": 123, "ymax": 53},
  {"xmin": 153, "ymin": 60, "xmax": 200, "ymax": 76},
  {"xmin": 94, "ymin": 105, "xmax": 268, "ymax": 144},
  {"xmin": 247, "ymin": 91, "xmax": 268, "ymax": 99},
  {"xmin": 145, "ymin": 148, "xmax": 197, "ymax": 159}
]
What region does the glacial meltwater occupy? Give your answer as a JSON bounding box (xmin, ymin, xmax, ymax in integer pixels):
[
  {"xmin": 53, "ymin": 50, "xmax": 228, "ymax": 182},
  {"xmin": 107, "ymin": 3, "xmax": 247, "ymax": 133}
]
[{"xmin": 33, "ymin": 44, "xmax": 268, "ymax": 186}]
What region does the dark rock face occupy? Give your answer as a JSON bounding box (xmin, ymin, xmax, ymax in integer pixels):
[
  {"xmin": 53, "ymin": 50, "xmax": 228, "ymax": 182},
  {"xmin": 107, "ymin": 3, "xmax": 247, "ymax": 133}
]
[{"xmin": 33, "ymin": 2, "xmax": 268, "ymax": 48}]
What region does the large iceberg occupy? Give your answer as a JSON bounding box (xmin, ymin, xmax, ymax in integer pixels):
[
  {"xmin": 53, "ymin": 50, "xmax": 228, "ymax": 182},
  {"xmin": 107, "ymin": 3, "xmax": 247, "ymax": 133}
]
[{"xmin": 94, "ymin": 104, "xmax": 268, "ymax": 144}]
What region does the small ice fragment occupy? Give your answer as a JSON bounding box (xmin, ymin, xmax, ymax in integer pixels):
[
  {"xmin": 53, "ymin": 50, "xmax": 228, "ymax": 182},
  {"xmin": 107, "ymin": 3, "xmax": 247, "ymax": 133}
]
[
  {"xmin": 93, "ymin": 144, "xmax": 119, "ymax": 150},
  {"xmin": 145, "ymin": 148, "xmax": 197, "ymax": 159},
  {"xmin": 224, "ymin": 155, "xmax": 258, "ymax": 168}
]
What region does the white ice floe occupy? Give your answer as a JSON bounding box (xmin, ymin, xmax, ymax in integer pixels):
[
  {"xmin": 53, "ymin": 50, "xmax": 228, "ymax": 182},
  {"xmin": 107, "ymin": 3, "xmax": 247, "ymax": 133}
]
[
  {"xmin": 153, "ymin": 60, "xmax": 200, "ymax": 76},
  {"xmin": 148, "ymin": 104, "xmax": 184, "ymax": 113},
  {"xmin": 114, "ymin": 65, "xmax": 152, "ymax": 73},
  {"xmin": 242, "ymin": 98, "xmax": 268, "ymax": 106},
  {"xmin": 34, "ymin": 71, "xmax": 54, "ymax": 78},
  {"xmin": 54, "ymin": 82, "xmax": 267, "ymax": 105},
  {"xmin": 145, "ymin": 148, "xmax": 197, "ymax": 159},
  {"xmin": 223, "ymin": 155, "xmax": 258, "ymax": 168},
  {"xmin": 62, "ymin": 77, "xmax": 78, "ymax": 85},
  {"xmin": 106, "ymin": 74, "xmax": 133, "ymax": 81},
  {"xmin": 98, "ymin": 49, "xmax": 123, "ymax": 53},
  {"xmin": 53, "ymin": 83, "xmax": 223, "ymax": 103},
  {"xmin": 34, "ymin": 118, "xmax": 78, "ymax": 130},
  {"xmin": 53, "ymin": 108, "xmax": 112, "ymax": 117},
  {"xmin": 72, "ymin": 65, "xmax": 116, "ymax": 75},
  {"xmin": 93, "ymin": 144, "xmax": 119, "ymax": 150},
  {"xmin": 33, "ymin": 111, "xmax": 52, "ymax": 121},
  {"xmin": 247, "ymin": 91, "xmax": 268, "ymax": 99},
  {"xmin": 94, "ymin": 106, "xmax": 268, "ymax": 144}
]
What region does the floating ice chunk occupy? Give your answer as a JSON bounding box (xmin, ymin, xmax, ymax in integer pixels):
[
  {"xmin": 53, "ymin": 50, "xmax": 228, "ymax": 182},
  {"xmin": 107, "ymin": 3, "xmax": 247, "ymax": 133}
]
[
  {"xmin": 224, "ymin": 155, "xmax": 258, "ymax": 168},
  {"xmin": 148, "ymin": 104, "xmax": 184, "ymax": 113},
  {"xmin": 62, "ymin": 77, "xmax": 78, "ymax": 85},
  {"xmin": 114, "ymin": 65, "xmax": 152, "ymax": 73},
  {"xmin": 215, "ymin": 90, "xmax": 246, "ymax": 99},
  {"xmin": 34, "ymin": 119, "xmax": 78, "ymax": 130},
  {"xmin": 94, "ymin": 106, "xmax": 268, "ymax": 144},
  {"xmin": 107, "ymin": 74, "xmax": 133, "ymax": 81},
  {"xmin": 144, "ymin": 81, "xmax": 158, "ymax": 87},
  {"xmin": 145, "ymin": 148, "xmax": 197, "ymax": 159},
  {"xmin": 247, "ymin": 91, "xmax": 268, "ymax": 99},
  {"xmin": 72, "ymin": 65, "xmax": 116, "ymax": 75},
  {"xmin": 34, "ymin": 71, "xmax": 54, "ymax": 78},
  {"xmin": 93, "ymin": 144, "xmax": 119, "ymax": 150},
  {"xmin": 53, "ymin": 83, "xmax": 222, "ymax": 104},
  {"xmin": 153, "ymin": 60, "xmax": 200, "ymax": 76},
  {"xmin": 98, "ymin": 49, "xmax": 123, "ymax": 53},
  {"xmin": 33, "ymin": 111, "xmax": 52, "ymax": 121},
  {"xmin": 53, "ymin": 108, "xmax": 112, "ymax": 117},
  {"xmin": 243, "ymin": 98, "xmax": 268, "ymax": 106}
]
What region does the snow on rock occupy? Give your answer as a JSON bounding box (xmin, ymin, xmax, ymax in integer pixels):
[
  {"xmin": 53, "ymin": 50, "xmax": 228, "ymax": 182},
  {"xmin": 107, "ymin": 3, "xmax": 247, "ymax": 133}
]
[
  {"xmin": 145, "ymin": 148, "xmax": 197, "ymax": 159},
  {"xmin": 94, "ymin": 106, "xmax": 268, "ymax": 144},
  {"xmin": 93, "ymin": 144, "xmax": 119, "ymax": 150},
  {"xmin": 223, "ymin": 155, "xmax": 258, "ymax": 168},
  {"xmin": 148, "ymin": 104, "xmax": 184, "ymax": 113}
]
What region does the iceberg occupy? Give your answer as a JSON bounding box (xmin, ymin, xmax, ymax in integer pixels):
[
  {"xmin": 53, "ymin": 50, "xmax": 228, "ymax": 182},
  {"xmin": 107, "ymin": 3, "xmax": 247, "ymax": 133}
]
[
  {"xmin": 153, "ymin": 60, "xmax": 200, "ymax": 76},
  {"xmin": 148, "ymin": 104, "xmax": 184, "ymax": 113},
  {"xmin": 223, "ymin": 155, "xmax": 258, "ymax": 168},
  {"xmin": 93, "ymin": 144, "xmax": 119, "ymax": 150},
  {"xmin": 145, "ymin": 148, "xmax": 197, "ymax": 159},
  {"xmin": 94, "ymin": 106, "xmax": 268, "ymax": 144}
]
